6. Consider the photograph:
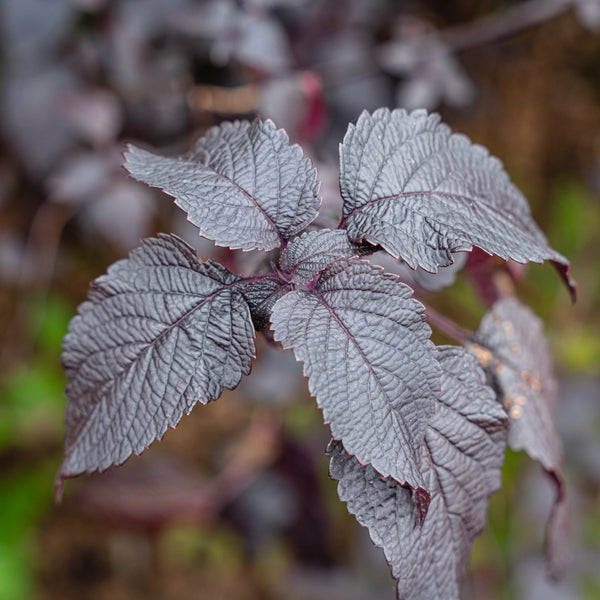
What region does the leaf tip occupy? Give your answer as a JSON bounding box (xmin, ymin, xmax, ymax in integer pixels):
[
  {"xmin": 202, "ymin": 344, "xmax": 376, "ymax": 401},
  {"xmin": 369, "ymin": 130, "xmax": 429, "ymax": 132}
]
[
  {"xmin": 413, "ymin": 487, "xmax": 431, "ymax": 527},
  {"xmin": 121, "ymin": 142, "xmax": 151, "ymax": 181},
  {"xmin": 551, "ymin": 260, "xmax": 577, "ymax": 303},
  {"xmin": 54, "ymin": 471, "xmax": 67, "ymax": 504},
  {"xmin": 544, "ymin": 472, "xmax": 571, "ymax": 582}
]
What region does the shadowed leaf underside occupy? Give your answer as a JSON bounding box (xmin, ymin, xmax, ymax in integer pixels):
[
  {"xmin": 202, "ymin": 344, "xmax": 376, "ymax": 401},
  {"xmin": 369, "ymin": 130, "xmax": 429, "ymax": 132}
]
[
  {"xmin": 241, "ymin": 278, "xmax": 289, "ymax": 330},
  {"xmin": 329, "ymin": 346, "xmax": 508, "ymax": 600},
  {"xmin": 60, "ymin": 233, "xmax": 256, "ymax": 480},
  {"xmin": 271, "ymin": 257, "xmax": 440, "ymax": 496},
  {"xmin": 124, "ymin": 118, "xmax": 320, "ymax": 251}
]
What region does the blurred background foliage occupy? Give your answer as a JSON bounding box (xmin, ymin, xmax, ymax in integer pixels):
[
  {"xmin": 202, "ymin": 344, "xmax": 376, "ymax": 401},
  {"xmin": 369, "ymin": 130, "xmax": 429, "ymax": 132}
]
[{"xmin": 0, "ymin": 0, "xmax": 599, "ymax": 598}]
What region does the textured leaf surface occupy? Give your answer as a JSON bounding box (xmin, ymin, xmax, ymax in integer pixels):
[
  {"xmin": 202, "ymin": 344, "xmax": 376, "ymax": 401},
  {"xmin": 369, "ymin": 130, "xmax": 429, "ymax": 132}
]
[
  {"xmin": 124, "ymin": 118, "xmax": 320, "ymax": 251},
  {"xmin": 329, "ymin": 346, "xmax": 508, "ymax": 600},
  {"xmin": 60, "ymin": 233, "xmax": 255, "ymax": 479},
  {"xmin": 271, "ymin": 257, "xmax": 440, "ymax": 494},
  {"xmin": 339, "ymin": 108, "xmax": 572, "ymax": 291},
  {"xmin": 279, "ymin": 229, "xmax": 372, "ymax": 283},
  {"xmin": 471, "ymin": 297, "xmax": 568, "ymax": 579}
]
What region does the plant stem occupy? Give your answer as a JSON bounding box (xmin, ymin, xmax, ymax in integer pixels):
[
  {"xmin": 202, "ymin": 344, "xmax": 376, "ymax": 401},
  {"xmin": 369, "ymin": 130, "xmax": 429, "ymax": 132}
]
[{"xmin": 423, "ymin": 304, "xmax": 474, "ymax": 346}]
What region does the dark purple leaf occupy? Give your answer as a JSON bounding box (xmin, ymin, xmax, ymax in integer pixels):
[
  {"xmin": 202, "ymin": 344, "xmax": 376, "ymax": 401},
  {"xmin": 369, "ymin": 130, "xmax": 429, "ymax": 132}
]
[
  {"xmin": 339, "ymin": 108, "xmax": 573, "ymax": 298},
  {"xmin": 471, "ymin": 297, "xmax": 569, "ymax": 579},
  {"xmin": 279, "ymin": 229, "xmax": 372, "ymax": 283},
  {"xmin": 124, "ymin": 118, "xmax": 320, "ymax": 252},
  {"xmin": 328, "ymin": 346, "xmax": 508, "ymax": 600},
  {"xmin": 241, "ymin": 278, "xmax": 290, "ymax": 330},
  {"xmin": 271, "ymin": 257, "xmax": 440, "ymax": 496},
  {"xmin": 59, "ymin": 233, "xmax": 256, "ymax": 482}
]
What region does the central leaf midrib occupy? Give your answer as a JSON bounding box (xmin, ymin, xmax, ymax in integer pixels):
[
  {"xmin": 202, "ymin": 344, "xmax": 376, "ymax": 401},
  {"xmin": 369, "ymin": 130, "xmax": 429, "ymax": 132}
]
[
  {"xmin": 344, "ymin": 189, "xmax": 530, "ymax": 242},
  {"xmin": 310, "ymin": 288, "xmax": 416, "ymax": 469},
  {"xmin": 204, "ymin": 163, "xmax": 284, "ymax": 245},
  {"xmin": 68, "ymin": 282, "xmax": 240, "ymax": 457}
]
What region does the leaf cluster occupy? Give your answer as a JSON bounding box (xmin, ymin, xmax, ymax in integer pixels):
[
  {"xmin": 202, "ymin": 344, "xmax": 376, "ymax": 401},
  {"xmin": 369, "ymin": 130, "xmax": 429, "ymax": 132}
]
[{"xmin": 59, "ymin": 108, "xmax": 572, "ymax": 598}]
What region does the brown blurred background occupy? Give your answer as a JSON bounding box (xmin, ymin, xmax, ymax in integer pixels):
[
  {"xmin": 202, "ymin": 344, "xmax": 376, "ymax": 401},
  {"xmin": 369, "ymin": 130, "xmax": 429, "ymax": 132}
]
[{"xmin": 1, "ymin": 1, "xmax": 599, "ymax": 599}]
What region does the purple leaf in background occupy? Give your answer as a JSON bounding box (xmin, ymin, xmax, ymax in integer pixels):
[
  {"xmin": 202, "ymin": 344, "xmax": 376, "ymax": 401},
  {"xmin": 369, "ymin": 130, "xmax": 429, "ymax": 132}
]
[
  {"xmin": 471, "ymin": 297, "xmax": 570, "ymax": 580},
  {"xmin": 0, "ymin": 234, "xmax": 27, "ymax": 285},
  {"xmin": 378, "ymin": 17, "xmax": 475, "ymax": 111},
  {"xmin": 59, "ymin": 234, "xmax": 256, "ymax": 483},
  {"xmin": 0, "ymin": 0, "xmax": 74, "ymax": 59},
  {"xmin": 47, "ymin": 152, "xmax": 110, "ymax": 206},
  {"xmin": 339, "ymin": 109, "xmax": 574, "ymax": 299},
  {"xmin": 172, "ymin": 0, "xmax": 291, "ymax": 74},
  {"xmin": 47, "ymin": 149, "xmax": 155, "ymax": 252},
  {"xmin": 573, "ymin": 0, "xmax": 600, "ymax": 31},
  {"xmin": 85, "ymin": 180, "xmax": 155, "ymax": 251},
  {"xmin": 61, "ymin": 90, "xmax": 124, "ymax": 147},
  {"xmin": 124, "ymin": 119, "xmax": 321, "ymax": 252},
  {"xmin": 329, "ymin": 346, "xmax": 508, "ymax": 600},
  {"xmin": 271, "ymin": 257, "xmax": 440, "ymax": 500},
  {"xmin": 2, "ymin": 63, "xmax": 78, "ymax": 176}
]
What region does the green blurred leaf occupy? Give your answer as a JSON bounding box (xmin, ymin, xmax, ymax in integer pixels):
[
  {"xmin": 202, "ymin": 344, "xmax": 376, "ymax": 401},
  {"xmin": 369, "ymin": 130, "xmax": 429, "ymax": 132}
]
[
  {"xmin": 550, "ymin": 180, "xmax": 600, "ymax": 258},
  {"xmin": 553, "ymin": 327, "xmax": 600, "ymax": 373},
  {"xmin": 0, "ymin": 540, "xmax": 32, "ymax": 600},
  {"xmin": 0, "ymin": 462, "xmax": 56, "ymax": 600},
  {"xmin": 26, "ymin": 294, "xmax": 72, "ymax": 354},
  {"xmin": 0, "ymin": 364, "xmax": 65, "ymax": 448},
  {"xmin": 0, "ymin": 462, "xmax": 56, "ymax": 545}
]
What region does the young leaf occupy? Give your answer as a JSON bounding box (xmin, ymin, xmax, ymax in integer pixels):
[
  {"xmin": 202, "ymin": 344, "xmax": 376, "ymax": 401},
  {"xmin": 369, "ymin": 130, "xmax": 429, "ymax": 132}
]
[
  {"xmin": 124, "ymin": 118, "xmax": 320, "ymax": 252},
  {"xmin": 60, "ymin": 233, "xmax": 256, "ymax": 482},
  {"xmin": 328, "ymin": 346, "xmax": 508, "ymax": 600},
  {"xmin": 470, "ymin": 297, "xmax": 569, "ymax": 579},
  {"xmin": 339, "ymin": 108, "xmax": 573, "ymax": 298},
  {"xmin": 241, "ymin": 278, "xmax": 290, "ymax": 330},
  {"xmin": 271, "ymin": 257, "xmax": 440, "ymax": 497},
  {"xmin": 279, "ymin": 228, "xmax": 372, "ymax": 283}
]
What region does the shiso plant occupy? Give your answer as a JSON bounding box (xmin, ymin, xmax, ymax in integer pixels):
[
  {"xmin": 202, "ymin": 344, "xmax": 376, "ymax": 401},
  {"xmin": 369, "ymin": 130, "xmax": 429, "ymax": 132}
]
[{"xmin": 57, "ymin": 108, "xmax": 574, "ymax": 599}]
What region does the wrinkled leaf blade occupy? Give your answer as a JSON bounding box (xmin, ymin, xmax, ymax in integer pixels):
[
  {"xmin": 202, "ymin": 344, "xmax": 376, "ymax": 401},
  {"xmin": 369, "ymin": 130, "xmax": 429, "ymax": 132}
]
[
  {"xmin": 339, "ymin": 108, "xmax": 573, "ymax": 298},
  {"xmin": 329, "ymin": 346, "xmax": 508, "ymax": 600},
  {"xmin": 471, "ymin": 297, "xmax": 569, "ymax": 579},
  {"xmin": 279, "ymin": 228, "xmax": 372, "ymax": 283},
  {"xmin": 60, "ymin": 233, "xmax": 255, "ymax": 481},
  {"xmin": 124, "ymin": 118, "xmax": 320, "ymax": 251},
  {"xmin": 271, "ymin": 257, "xmax": 440, "ymax": 495}
]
